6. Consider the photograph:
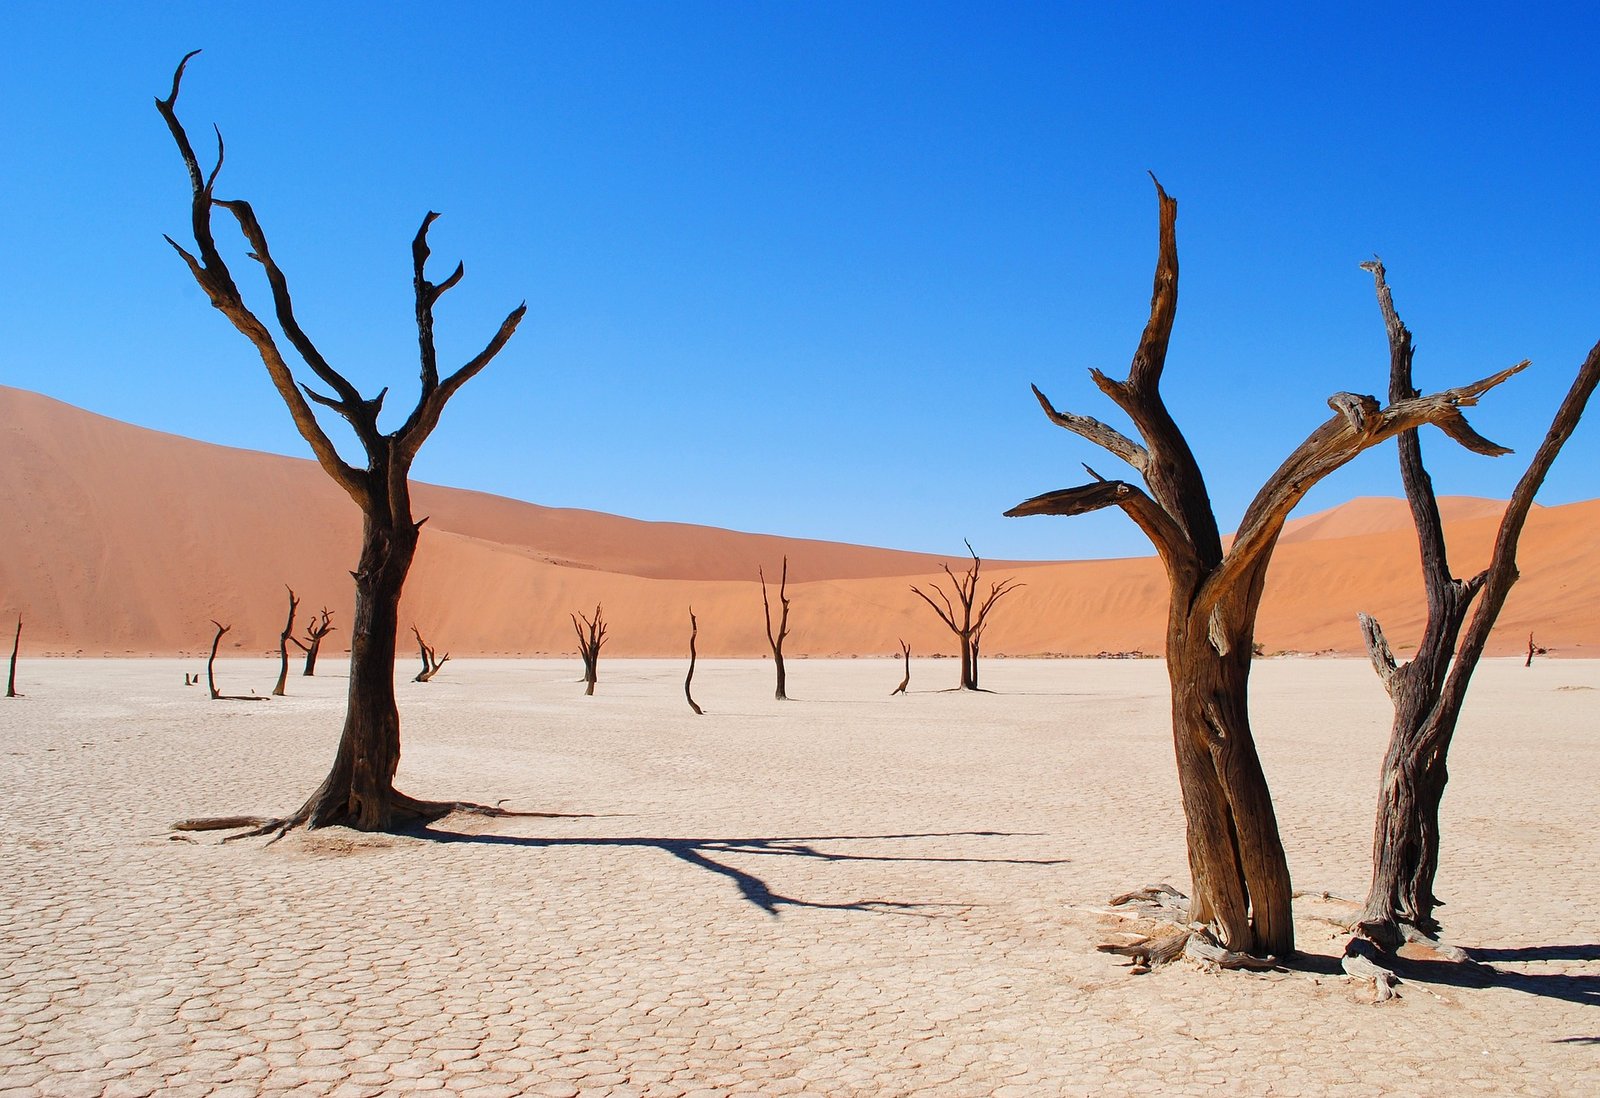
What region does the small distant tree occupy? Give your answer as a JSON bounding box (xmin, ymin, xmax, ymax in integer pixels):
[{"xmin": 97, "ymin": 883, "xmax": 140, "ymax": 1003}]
[
  {"xmin": 1353, "ymin": 261, "xmax": 1600, "ymax": 951},
  {"xmin": 289, "ymin": 607, "xmax": 336, "ymax": 676},
  {"xmin": 205, "ymin": 620, "xmax": 263, "ymax": 702},
  {"xmin": 909, "ymin": 541, "xmax": 1021, "ymax": 691},
  {"xmin": 271, "ymin": 586, "xmax": 300, "ymax": 697},
  {"xmin": 685, "ymin": 607, "xmax": 704, "ymax": 715},
  {"xmin": 571, "ymin": 603, "xmax": 607, "ymax": 696},
  {"xmin": 6, "ymin": 617, "xmax": 21, "ymax": 698},
  {"xmin": 891, "ymin": 639, "xmax": 911, "ymax": 696},
  {"xmin": 760, "ymin": 558, "xmax": 792, "ymax": 700},
  {"xmin": 160, "ymin": 54, "xmax": 523, "ymax": 835},
  {"xmin": 411, "ymin": 626, "xmax": 450, "ymax": 683}
]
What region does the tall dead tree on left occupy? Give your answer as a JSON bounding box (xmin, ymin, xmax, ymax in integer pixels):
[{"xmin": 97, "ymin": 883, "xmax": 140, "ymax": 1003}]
[
  {"xmin": 760, "ymin": 558, "xmax": 792, "ymax": 700},
  {"xmin": 160, "ymin": 53, "xmax": 525, "ymax": 836}
]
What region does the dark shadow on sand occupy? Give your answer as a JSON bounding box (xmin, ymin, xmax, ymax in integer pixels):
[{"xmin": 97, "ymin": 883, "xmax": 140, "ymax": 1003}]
[{"xmin": 401, "ymin": 825, "xmax": 1067, "ymax": 918}]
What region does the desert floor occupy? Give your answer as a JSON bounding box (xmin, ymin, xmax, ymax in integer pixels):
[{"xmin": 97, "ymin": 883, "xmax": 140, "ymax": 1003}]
[{"xmin": 2, "ymin": 657, "xmax": 1596, "ymax": 1096}]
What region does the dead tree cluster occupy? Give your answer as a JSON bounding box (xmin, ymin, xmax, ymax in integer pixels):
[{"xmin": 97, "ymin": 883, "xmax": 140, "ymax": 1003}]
[
  {"xmin": 571, "ymin": 604, "xmax": 607, "ymax": 695},
  {"xmin": 161, "ymin": 52, "xmax": 524, "ymax": 836},
  {"xmin": 910, "ymin": 541, "xmax": 1021, "ymax": 691},
  {"xmin": 1007, "ymin": 180, "xmax": 1525, "ymax": 959}
]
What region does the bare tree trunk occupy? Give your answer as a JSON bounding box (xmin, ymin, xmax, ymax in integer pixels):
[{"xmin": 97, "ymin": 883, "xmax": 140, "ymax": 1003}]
[
  {"xmin": 1008, "ymin": 182, "xmax": 1524, "ymax": 957},
  {"xmin": 6, "ymin": 617, "xmax": 20, "ymax": 698},
  {"xmin": 685, "ymin": 607, "xmax": 703, "ymax": 715},
  {"xmin": 760, "ymin": 558, "xmax": 791, "ymax": 700},
  {"xmin": 891, "ymin": 639, "xmax": 910, "ymax": 696},
  {"xmin": 272, "ymin": 586, "xmax": 300, "ymax": 697},
  {"xmin": 1356, "ymin": 263, "xmax": 1600, "ymax": 947}
]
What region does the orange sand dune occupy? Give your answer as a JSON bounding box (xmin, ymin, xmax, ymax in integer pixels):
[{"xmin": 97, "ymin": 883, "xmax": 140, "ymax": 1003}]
[{"xmin": 2, "ymin": 385, "xmax": 1594, "ymax": 659}]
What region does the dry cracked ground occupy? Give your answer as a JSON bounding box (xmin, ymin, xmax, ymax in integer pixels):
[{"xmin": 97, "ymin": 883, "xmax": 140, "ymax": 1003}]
[{"xmin": 2, "ymin": 657, "xmax": 1596, "ymax": 1096}]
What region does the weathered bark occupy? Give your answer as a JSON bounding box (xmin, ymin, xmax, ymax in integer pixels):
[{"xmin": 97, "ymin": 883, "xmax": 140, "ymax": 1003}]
[
  {"xmin": 6, "ymin": 617, "xmax": 20, "ymax": 698},
  {"xmin": 1356, "ymin": 260, "xmax": 1600, "ymax": 947},
  {"xmin": 891, "ymin": 639, "xmax": 910, "ymax": 696},
  {"xmin": 1007, "ymin": 182, "xmax": 1523, "ymax": 957},
  {"xmin": 289, "ymin": 607, "xmax": 335, "ymax": 676},
  {"xmin": 158, "ymin": 53, "xmax": 524, "ymax": 835},
  {"xmin": 411, "ymin": 625, "xmax": 450, "ymax": 683},
  {"xmin": 685, "ymin": 607, "xmax": 704, "ymax": 715},
  {"xmin": 760, "ymin": 558, "xmax": 791, "ymax": 700},
  {"xmin": 271, "ymin": 586, "xmax": 300, "ymax": 696},
  {"xmin": 910, "ymin": 542, "xmax": 1022, "ymax": 690},
  {"xmin": 571, "ymin": 604, "xmax": 607, "ymax": 696}
]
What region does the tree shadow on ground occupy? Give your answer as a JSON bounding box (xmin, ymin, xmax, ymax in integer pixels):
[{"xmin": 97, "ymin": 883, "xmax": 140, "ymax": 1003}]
[{"xmin": 402, "ymin": 825, "xmax": 1068, "ymax": 918}]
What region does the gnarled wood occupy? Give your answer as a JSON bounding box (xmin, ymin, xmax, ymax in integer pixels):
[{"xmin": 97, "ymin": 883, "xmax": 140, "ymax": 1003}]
[
  {"xmin": 1356, "ymin": 260, "xmax": 1600, "ymax": 944},
  {"xmin": 159, "ymin": 55, "xmax": 524, "ymax": 834},
  {"xmin": 1007, "ymin": 183, "xmax": 1522, "ymax": 958},
  {"xmin": 760, "ymin": 558, "xmax": 792, "ymax": 700}
]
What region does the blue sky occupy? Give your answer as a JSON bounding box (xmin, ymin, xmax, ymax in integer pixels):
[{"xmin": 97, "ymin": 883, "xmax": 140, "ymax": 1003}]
[{"xmin": 3, "ymin": 3, "xmax": 1595, "ymax": 560}]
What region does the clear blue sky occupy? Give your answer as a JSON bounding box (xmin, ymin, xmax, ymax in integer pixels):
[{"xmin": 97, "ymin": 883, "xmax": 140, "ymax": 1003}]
[{"xmin": 4, "ymin": 3, "xmax": 1596, "ymax": 560}]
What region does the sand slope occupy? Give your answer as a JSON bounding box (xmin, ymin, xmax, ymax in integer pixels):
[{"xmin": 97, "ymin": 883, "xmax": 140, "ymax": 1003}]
[{"xmin": 2, "ymin": 385, "xmax": 1595, "ymax": 658}]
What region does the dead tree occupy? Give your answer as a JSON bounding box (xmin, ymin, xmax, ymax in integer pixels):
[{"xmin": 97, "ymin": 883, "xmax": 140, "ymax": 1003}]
[
  {"xmin": 1524, "ymin": 633, "xmax": 1545, "ymax": 668},
  {"xmin": 206, "ymin": 620, "xmax": 263, "ymax": 702},
  {"xmin": 271, "ymin": 586, "xmax": 300, "ymax": 697},
  {"xmin": 910, "ymin": 541, "xmax": 1022, "ymax": 690},
  {"xmin": 159, "ymin": 54, "xmax": 524, "ymax": 835},
  {"xmin": 571, "ymin": 603, "xmax": 607, "ymax": 696},
  {"xmin": 6, "ymin": 617, "xmax": 20, "ymax": 698},
  {"xmin": 411, "ymin": 625, "xmax": 450, "ymax": 683},
  {"xmin": 1005, "ymin": 181, "xmax": 1524, "ymax": 958},
  {"xmin": 1353, "ymin": 261, "xmax": 1600, "ymax": 951},
  {"xmin": 891, "ymin": 639, "xmax": 911, "ymax": 696},
  {"xmin": 685, "ymin": 607, "xmax": 704, "ymax": 715},
  {"xmin": 289, "ymin": 608, "xmax": 335, "ymax": 676},
  {"xmin": 759, "ymin": 558, "xmax": 792, "ymax": 700}
]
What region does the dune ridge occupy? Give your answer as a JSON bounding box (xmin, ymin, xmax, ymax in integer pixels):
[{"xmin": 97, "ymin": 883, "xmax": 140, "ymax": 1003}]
[{"xmin": 1, "ymin": 385, "xmax": 1594, "ymax": 659}]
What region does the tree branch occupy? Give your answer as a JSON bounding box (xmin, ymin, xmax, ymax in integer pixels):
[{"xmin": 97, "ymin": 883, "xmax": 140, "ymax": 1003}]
[
  {"xmin": 1207, "ymin": 361, "xmax": 1529, "ymax": 614},
  {"xmin": 155, "ymin": 54, "xmax": 368, "ymax": 506}
]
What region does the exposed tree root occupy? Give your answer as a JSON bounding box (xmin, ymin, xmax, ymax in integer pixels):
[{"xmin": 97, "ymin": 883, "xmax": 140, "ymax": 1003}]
[
  {"xmin": 171, "ymin": 793, "xmax": 582, "ymax": 844},
  {"xmin": 1097, "ymin": 883, "xmax": 1280, "ymax": 973}
]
